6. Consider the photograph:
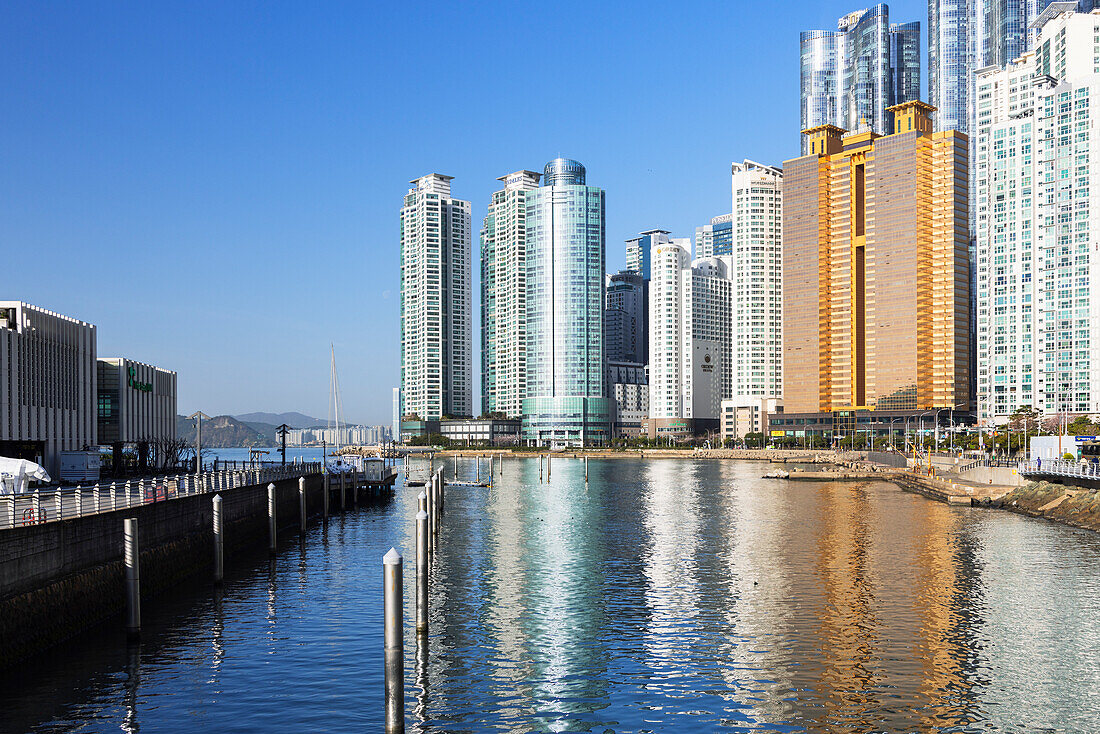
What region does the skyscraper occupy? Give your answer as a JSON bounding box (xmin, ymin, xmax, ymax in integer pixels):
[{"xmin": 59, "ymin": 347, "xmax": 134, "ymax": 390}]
[
  {"xmin": 929, "ymin": 0, "xmax": 1097, "ymax": 135},
  {"xmin": 730, "ymin": 160, "xmax": 784, "ymax": 402},
  {"xmin": 647, "ymin": 241, "xmax": 733, "ymax": 439},
  {"xmin": 800, "ymin": 4, "xmax": 921, "ymax": 153},
  {"xmin": 973, "ymin": 7, "xmax": 1100, "ymax": 423},
  {"xmin": 522, "ymin": 158, "xmax": 609, "ymax": 446},
  {"xmin": 782, "ymin": 103, "xmax": 970, "ymax": 441},
  {"xmin": 625, "ymin": 229, "xmax": 673, "ymax": 280},
  {"xmin": 694, "ymin": 214, "xmax": 733, "ymax": 259},
  {"xmin": 604, "ymin": 270, "xmax": 647, "ymax": 364},
  {"xmin": 399, "ymin": 174, "xmax": 472, "ymax": 421},
  {"xmin": 481, "ymin": 169, "xmax": 540, "ymax": 419}
]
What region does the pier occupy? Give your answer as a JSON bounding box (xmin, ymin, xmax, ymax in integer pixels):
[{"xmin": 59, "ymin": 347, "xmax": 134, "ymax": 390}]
[{"xmin": 0, "ymin": 462, "xmax": 398, "ymax": 668}]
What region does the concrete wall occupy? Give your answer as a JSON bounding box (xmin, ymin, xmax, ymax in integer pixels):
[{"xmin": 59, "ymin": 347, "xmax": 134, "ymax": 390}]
[{"xmin": 0, "ymin": 474, "xmax": 328, "ymax": 669}]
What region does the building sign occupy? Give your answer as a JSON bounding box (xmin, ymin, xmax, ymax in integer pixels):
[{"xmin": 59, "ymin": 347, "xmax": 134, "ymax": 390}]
[{"xmin": 127, "ymin": 366, "xmax": 153, "ymax": 393}]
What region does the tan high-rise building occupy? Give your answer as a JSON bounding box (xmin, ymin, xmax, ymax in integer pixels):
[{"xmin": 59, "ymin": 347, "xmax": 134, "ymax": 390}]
[{"xmin": 779, "ymin": 101, "xmax": 969, "ymax": 442}]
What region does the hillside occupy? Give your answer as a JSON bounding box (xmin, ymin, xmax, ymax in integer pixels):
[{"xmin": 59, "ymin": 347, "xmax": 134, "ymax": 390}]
[
  {"xmin": 234, "ymin": 411, "xmax": 327, "ymax": 428},
  {"xmin": 177, "ymin": 415, "xmax": 268, "ymax": 448}
]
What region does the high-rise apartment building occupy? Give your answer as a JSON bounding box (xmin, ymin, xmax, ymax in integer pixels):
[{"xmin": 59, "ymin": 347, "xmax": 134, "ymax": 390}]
[
  {"xmin": 929, "ymin": 0, "xmax": 1097, "ymax": 135},
  {"xmin": 523, "ymin": 158, "xmax": 609, "ymax": 446},
  {"xmin": 647, "ymin": 242, "xmax": 733, "ymax": 438},
  {"xmin": 625, "ymin": 229, "xmax": 673, "ymax": 280},
  {"xmin": 481, "ymin": 169, "xmax": 541, "ymax": 418},
  {"xmin": 399, "ymin": 174, "xmax": 472, "ymax": 420},
  {"xmin": 695, "ymin": 214, "xmax": 733, "ymax": 259},
  {"xmin": 781, "ymin": 102, "xmax": 970, "ymax": 440},
  {"xmin": 973, "ymin": 8, "xmax": 1100, "ymax": 423},
  {"xmin": 800, "ymin": 4, "xmax": 921, "ymax": 153},
  {"xmin": 729, "ymin": 160, "xmax": 784, "ymax": 402},
  {"xmin": 604, "ymin": 270, "xmax": 648, "ymax": 364}
]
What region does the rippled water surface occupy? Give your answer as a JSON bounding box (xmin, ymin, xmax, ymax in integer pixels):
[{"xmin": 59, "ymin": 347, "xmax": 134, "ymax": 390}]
[{"xmin": 6, "ymin": 458, "xmax": 1100, "ymax": 732}]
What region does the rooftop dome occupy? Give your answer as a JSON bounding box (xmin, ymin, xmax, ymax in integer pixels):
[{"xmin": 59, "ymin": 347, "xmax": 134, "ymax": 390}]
[{"xmin": 543, "ymin": 158, "xmax": 586, "ymax": 186}]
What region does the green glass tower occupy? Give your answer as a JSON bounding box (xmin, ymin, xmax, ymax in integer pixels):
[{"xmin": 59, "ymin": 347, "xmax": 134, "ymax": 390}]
[{"xmin": 522, "ymin": 158, "xmax": 609, "ymax": 446}]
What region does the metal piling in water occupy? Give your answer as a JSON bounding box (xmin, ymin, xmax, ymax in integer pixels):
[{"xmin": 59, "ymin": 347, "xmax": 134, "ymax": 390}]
[
  {"xmin": 299, "ymin": 477, "xmax": 307, "ymax": 533},
  {"xmin": 213, "ymin": 494, "xmax": 224, "ymax": 584},
  {"xmin": 416, "ymin": 509, "xmax": 428, "ymax": 635},
  {"xmin": 267, "ymin": 483, "xmax": 277, "ymax": 553},
  {"xmin": 383, "ymin": 548, "xmax": 404, "ymax": 733},
  {"xmin": 124, "ymin": 517, "xmax": 140, "ymax": 635}
]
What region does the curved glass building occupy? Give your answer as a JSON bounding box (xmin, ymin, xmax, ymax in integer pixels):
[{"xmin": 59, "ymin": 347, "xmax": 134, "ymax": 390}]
[
  {"xmin": 522, "ymin": 158, "xmax": 610, "ymax": 446},
  {"xmin": 800, "ymin": 4, "xmax": 921, "ymax": 154}
]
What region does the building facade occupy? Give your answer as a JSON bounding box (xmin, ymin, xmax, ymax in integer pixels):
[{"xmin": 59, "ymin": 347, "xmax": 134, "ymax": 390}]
[
  {"xmin": 96, "ymin": 357, "xmax": 177, "ymax": 468},
  {"xmin": 800, "ymin": 4, "xmax": 921, "ymax": 153},
  {"xmin": 721, "ymin": 396, "xmax": 783, "ymax": 443},
  {"xmin": 400, "ymin": 174, "xmax": 473, "ymax": 421},
  {"xmin": 730, "ymin": 160, "xmax": 784, "ymax": 403},
  {"xmin": 481, "ymin": 170, "xmax": 540, "ymax": 418},
  {"xmin": 929, "ymin": 0, "xmax": 1097, "ymax": 135},
  {"xmin": 782, "ymin": 102, "xmax": 971, "ymax": 439},
  {"xmin": 625, "ymin": 229, "xmax": 673, "ymax": 280},
  {"xmin": 604, "ymin": 270, "xmax": 648, "ymax": 364},
  {"xmin": 648, "ymin": 242, "xmax": 733, "ymax": 435},
  {"xmin": 607, "ymin": 360, "xmax": 648, "ymax": 438},
  {"xmin": 694, "ymin": 214, "xmax": 733, "ymax": 259},
  {"xmin": 973, "ymin": 8, "xmax": 1100, "ymax": 423},
  {"xmin": 522, "ymin": 158, "xmax": 610, "ymax": 446},
  {"xmin": 0, "ymin": 302, "xmax": 97, "ymax": 475}
]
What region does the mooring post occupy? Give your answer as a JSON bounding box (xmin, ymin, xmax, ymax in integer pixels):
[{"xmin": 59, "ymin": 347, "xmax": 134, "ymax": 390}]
[
  {"xmin": 539, "ymin": 454, "xmax": 543, "ymax": 482},
  {"xmin": 476, "ymin": 456, "xmax": 480, "ymax": 484},
  {"xmin": 454, "ymin": 454, "xmax": 458, "ymax": 478},
  {"xmin": 321, "ymin": 473, "xmax": 329, "ymax": 520},
  {"xmin": 124, "ymin": 518, "xmax": 140, "ymax": 635},
  {"xmin": 339, "ymin": 471, "xmax": 346, "ymax": 511},
  {"xmin": 213, "ymin": 494, "xmax": 224, "ymax": 583},
  {"xmin": 383, "ymin": 548, "xmax": 404, "ymax": 733},
  {"xmin": 585, "ymin": 456, "xmax": 589, "ymax": 483},
  {"xmin": 438, "ymin": 467, "xmax": 444, "ymax": 511},
  {"xmin": 547, "ymin": 453, "xmax": 551, "ymax": 480},
  {"xmin": 267, "ymin": 483, "xmax": 277, "ymax": 553},
  {"xmin": 298, "ymin": 477, "xmax": 307, "ymax": 533},
  {"xmin": 416, "ymin": 509, "xmax": 428, "ymax": 634}
]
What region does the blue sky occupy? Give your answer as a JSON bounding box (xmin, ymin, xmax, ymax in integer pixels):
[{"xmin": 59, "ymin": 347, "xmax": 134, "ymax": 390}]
[{"xmin": 1, "ymin": 0, "xmax": 925, "ymax": 424}]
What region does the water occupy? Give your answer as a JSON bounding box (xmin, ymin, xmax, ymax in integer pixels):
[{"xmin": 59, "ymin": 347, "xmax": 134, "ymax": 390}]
[{"xmin": 6, "ymin": 458, "xmax": 1100, "ymax": 732}]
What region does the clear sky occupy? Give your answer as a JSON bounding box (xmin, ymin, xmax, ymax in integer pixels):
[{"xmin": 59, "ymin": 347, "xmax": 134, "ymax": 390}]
[{"xmin": 1, "ymin": 0, "xmax": 925, "ymax": 425}]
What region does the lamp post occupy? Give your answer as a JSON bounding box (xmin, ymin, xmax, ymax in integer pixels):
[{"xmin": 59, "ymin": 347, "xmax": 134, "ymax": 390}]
[
  {"xmin": 275, "ymin": 424, "xmax": 290, "ymax": 467},
  {"xmin": 189, "ymin": 411, "xmax": 210, "ymax": 474}
]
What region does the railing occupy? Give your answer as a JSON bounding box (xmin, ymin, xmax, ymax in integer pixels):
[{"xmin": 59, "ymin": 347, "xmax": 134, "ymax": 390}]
[
  {"xmin": 1, "ymin": 463, "xmax": 323, "ymax": 530},
  {"xmin": 1022, "ymin": 459, "xmax": 1100, "ymax": 480}
]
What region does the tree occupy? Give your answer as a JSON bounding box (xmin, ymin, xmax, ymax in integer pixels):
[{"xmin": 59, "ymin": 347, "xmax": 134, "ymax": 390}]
[{"xmin": 1008, "ymin": 405, "xmax": 1040, "ymax": 436}]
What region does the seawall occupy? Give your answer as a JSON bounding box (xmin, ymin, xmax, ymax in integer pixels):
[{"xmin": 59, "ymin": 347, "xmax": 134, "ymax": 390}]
[{"xmin": 0, "ymin": 474, "xmax": 332, "ymax": 669}]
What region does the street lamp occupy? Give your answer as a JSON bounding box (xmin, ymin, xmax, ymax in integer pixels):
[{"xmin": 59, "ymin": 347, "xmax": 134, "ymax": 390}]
[{"xmin": 188, "ymin": 411, "xmax": 210, "ymax": 474}]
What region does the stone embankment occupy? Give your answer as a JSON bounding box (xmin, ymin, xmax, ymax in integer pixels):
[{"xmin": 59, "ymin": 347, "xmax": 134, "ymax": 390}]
[{"xmin": 984, "ymin": 481, "xmax": 1100, "ymax": 532}]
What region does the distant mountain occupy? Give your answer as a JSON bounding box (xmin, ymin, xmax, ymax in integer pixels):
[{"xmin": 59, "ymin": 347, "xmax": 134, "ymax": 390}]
[
  {"xmin": 233, "ymin": 412, "xmax": 328, "ymax": 428},
  {"xmin": 177, "ymin": 415, "xmax": 267, "ymax": 448},
  {"xmin": 240, "ymin": 421, "xmax": 278, "ymax": 445}
]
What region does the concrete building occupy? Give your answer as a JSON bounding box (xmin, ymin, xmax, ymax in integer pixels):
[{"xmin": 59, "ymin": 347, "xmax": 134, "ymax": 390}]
[
  {"xmin": 973, "ymin": 8, "xmax": 1100, "ymax": 424},
  {"xmin": 522, "ymin": 158, "xmax": 610, "ymax": 446},
  {"xmin": 648, "ymin": 241, "xmax": 733, "ymax": 438},
  {"xmin": 289, "ymin": 425, "xmax": 392, "ymax": 447},
  {"xmin": 0, "ymin": 302, "xmax": 97, "ymax": 475},
  {"xmin": 96, "ymin": 358, "xmax": 177, "ymax": 470},
  {"xmin": 694, "ymin": 214, "xmax": 733, "ymax": 259},
  {"xmin": 800, "ymin": 4, "xmax": 921, "ymax": 153},
  {"xmin": 400, "ymin": 173, "xmax": 473, "ymax": 420},
  {"xmin": 604, "ymin": 270, "xmax": 647, "ymax": 364},
  {"xmin": 721, "ymin": 396, "xmax": 783, "ymax": 443},
  {"xmin": 730, "ymin": 160, "xmax": 784, "ymax": 403},
  {"xmin": 440, "ymin": 417, "xmax": 521, "ymax": 446},
  {"xmin": 606, "ymin": 361, "xmax": 648, "ymax": 438},
  {"xmin": 481, "ymin": 170, "xmax": 540, "ymax": 418},
  {"xmin": 625, "ymin": 229, "xmax": 673, "ymax": 281},
  {"xmin": 782, "ymin": 102, "xmax": 970, "ymax": 441}
]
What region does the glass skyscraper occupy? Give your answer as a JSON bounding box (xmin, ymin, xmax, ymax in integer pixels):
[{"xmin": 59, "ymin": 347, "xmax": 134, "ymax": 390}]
[
  {"xmin": 800, "ymin": 4, "xmax": 921, "ymax": 153},
  {"xmin": 522, "ymin": 158, "xmax": 610, "ymax": 446},
  {"xmin": 624, "ymin": 229, "xmax": 671, "ymax": 280},
  {"xmin": 929, "ymin": 0, "xmax": 1097, "ymax": 135}
]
